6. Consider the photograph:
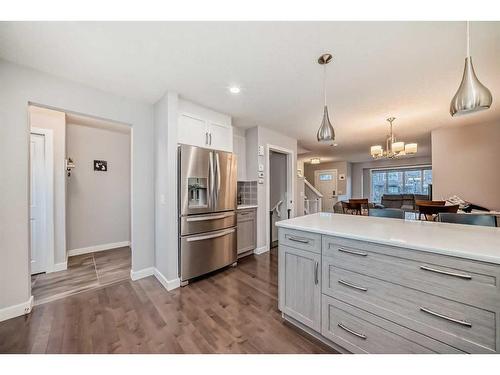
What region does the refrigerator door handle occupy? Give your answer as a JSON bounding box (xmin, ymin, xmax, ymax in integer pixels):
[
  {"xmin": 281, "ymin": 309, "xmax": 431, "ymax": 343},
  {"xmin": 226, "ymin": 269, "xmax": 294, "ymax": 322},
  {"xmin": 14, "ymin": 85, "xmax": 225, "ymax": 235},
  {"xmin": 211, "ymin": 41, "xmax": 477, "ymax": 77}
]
[
  {"xmin": 209, "ymin": 151, "xmax": 215, "ymax": 209},
  {"xmin": 215, "ymin": 152, "xmax": 221, "ymax": 205},
  {"xmin": 186, "ymin": 212, "xmax": 235, "ymax": 222}
]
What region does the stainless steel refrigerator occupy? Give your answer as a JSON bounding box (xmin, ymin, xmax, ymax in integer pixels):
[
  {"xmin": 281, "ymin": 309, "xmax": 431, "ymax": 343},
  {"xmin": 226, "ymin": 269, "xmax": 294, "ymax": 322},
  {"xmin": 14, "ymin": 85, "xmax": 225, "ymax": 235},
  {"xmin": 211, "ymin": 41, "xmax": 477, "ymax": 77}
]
[{"xmin": 178, "ymin": 144, "xmax": 237, "ymax": 283}]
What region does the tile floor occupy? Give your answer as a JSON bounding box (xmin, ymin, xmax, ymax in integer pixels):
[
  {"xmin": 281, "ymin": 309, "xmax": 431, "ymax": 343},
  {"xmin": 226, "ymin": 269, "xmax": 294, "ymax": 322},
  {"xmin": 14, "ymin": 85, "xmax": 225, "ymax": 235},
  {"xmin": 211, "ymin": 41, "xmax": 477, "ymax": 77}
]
[{"xmin": 31, "ymin": 246, "xmax": 131, "ymax": 306}]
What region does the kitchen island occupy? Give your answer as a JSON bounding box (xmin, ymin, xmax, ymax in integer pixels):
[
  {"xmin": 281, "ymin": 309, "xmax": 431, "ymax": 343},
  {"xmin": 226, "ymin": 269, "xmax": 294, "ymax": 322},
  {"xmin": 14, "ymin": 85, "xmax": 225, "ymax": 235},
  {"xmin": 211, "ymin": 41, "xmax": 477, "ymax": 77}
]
[{"xmin": 276, "ymin": 212, "xmax": 500, "ymax": 354}]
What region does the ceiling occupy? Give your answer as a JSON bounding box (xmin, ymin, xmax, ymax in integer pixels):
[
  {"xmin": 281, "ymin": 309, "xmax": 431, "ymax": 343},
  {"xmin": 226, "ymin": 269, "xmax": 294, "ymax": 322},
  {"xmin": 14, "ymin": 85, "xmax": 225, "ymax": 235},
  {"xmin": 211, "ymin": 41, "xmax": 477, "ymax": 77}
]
[{"xmin": 1, "ymin": 21, "xmax": 499, "ymax": 162}]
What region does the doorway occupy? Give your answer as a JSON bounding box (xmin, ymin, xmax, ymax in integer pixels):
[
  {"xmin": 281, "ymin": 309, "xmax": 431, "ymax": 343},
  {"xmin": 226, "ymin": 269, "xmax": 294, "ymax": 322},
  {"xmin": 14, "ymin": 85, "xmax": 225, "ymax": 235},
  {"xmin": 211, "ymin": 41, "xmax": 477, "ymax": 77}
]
[
  {"xmin": 314, "ymin": 169, "xmax": 338, "ymax": 212},
  {"xmin": 28, "ymin": 105, "xmax": 132, "ymax": 305},
  {"xmin": 266, "ymin": 145, "xmax": 295, "ymax": 251}
]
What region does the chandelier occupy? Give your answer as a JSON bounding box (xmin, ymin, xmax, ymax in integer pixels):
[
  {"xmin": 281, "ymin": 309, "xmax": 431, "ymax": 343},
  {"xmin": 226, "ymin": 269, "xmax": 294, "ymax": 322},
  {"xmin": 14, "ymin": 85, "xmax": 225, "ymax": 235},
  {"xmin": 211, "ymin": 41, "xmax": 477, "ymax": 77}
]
[{"xmin": 370, "ymin": 117, "xmax": 417, "ymax": 159}]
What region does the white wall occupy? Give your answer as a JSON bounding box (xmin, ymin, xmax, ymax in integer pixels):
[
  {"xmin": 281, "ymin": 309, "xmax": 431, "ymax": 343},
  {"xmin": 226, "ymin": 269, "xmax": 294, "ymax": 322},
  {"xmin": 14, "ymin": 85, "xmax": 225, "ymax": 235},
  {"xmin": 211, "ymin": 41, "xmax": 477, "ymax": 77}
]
[
  {"xmin": 153, "ymin": 92, "xmax": 179, "ymax": 285},
  {"xmin": 432, "ymin": 121, "xmax": 500, "ymax": 211},
  {"xmin": 0, "ymin": 60, "xmax": 155, "ymax": 317},
  {"xmin": 351, "ymin": 156, "xmax": 432, "ymax": 198},
  {"xmin": 66, "ymin": 123, "xmax": 131, "ymax": 251},
  {"xmin": 28, "ymin": 106, "xmax": 67, "ymax": 266}
]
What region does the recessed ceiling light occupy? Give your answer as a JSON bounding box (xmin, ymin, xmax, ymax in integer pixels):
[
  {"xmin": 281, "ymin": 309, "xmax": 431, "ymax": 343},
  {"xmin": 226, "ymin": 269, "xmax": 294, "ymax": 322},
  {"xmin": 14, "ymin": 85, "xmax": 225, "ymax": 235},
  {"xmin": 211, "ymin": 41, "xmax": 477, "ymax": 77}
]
[{"xmin": 229, "ymin": 86, "xmax": 241, "ymax": 94}]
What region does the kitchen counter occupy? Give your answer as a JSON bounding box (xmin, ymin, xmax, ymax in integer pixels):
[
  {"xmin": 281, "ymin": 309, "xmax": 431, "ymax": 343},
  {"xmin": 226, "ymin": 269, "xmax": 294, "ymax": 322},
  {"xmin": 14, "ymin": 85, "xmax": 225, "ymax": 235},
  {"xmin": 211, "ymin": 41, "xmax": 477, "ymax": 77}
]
[
  {"xmin": 237, "ymin": 205, "xmax": 258, "ymax": 210},
  {"xmin": 276, "ymin": 212, "xmax": 500, "ymax": 264},
  {"xmin": 277, "ymin": 212, "xmax": 500, "ymax": 353}
]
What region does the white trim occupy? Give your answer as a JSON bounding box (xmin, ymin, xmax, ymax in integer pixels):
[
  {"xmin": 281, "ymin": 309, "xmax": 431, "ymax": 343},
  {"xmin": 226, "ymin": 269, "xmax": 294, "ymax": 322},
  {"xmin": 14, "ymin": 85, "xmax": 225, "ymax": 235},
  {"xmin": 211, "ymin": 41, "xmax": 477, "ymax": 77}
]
[
  {"xmin": 154, "ymin": 269, "xmax": 181, "ymax": 291},
  {"xmin": 49, "ymin": 260, "xmax": 68, "ymax": 273},
  {"xmin": 68, "ymin": 241, "xmax": 130, "ymax": 257},
  {"xmin": 254, "ymin": 245, "xmax": 269, "ymax": 255},
  {"xmin": 130, "ymin": 267, "xmax": 155, "ymax": 281},
  {"xmin": 265, "ymin": 144, "xmax": 295, "ymax": 252},
  {"xmin": 30, "ymin": 127, "xmax": 55, "ymax": 274},
  {"xmin": 0, "ymin": 296, "xmax": 34, "ymax": 323}
]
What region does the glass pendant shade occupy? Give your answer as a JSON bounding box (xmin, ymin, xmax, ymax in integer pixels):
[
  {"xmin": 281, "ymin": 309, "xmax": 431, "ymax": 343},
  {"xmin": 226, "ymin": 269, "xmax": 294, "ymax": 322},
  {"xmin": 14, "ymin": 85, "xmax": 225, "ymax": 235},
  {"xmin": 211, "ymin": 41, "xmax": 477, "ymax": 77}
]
[
  {"xmin": 310, "ymin": 158, "xmax": 321, "ymax": 164},
  {"xmin": 450, "ymin": 57, "xmax": 493, "ymax": 116},
  {"xmin": 392, "ymin": 142, "xmax": 405, "ymax": 153},
  {"xmin": 404, "ymin": 143, "xmax": 418, "ymax": 154},
  {"xmin": 370, "ymin": 145, "xmax": 383, "ymax": 157},
  {"xmin": 317, "ymin": 105, "xmax": 335, "ymax": 143}
]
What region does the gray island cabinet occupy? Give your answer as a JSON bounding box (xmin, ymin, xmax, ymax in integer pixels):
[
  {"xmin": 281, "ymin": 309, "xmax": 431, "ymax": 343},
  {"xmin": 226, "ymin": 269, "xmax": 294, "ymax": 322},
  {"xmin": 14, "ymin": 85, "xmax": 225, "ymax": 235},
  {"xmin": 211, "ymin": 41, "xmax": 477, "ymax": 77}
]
[{"xmin": 276, "ymin": 213, "xmax": 500, "ymax": 354}]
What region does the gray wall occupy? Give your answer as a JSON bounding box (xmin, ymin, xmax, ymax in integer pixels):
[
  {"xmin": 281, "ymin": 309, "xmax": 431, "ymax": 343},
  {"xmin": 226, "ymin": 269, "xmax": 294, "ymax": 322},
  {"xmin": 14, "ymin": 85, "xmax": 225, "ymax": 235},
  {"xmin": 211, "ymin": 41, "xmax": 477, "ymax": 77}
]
[
  {"xmin": 0, "ymin": 59, "xmax": 155, "ymax": 314},
  {"xmin": 29, "ymin": 106, "xmax": 67, "ymax": 266},
  {"xmin": 304, "ymin": 161, "xmax": 351, "ymax": 199},
  {"xmin": 432, "ymin": 121, "xmax": 500, "ymax": 211},
  {"xmin": 351, "ymin": 156, "xmax": 433, "ymax": 199},
  {"xmin": 66, "ymin": 123, "xmax": 131, "ymax": 251},
  {"xmin": 246, "ymin": 126, "xmax": 298, "ymax": 251}
]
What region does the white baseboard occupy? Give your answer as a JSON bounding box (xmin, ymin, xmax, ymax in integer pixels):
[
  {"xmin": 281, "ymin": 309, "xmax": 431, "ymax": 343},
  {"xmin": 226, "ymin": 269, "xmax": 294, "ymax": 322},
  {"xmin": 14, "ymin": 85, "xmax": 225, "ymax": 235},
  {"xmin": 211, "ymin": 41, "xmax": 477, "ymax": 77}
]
[
  {"xmin": 130, "ymin": 267, "xmax": 180, "ymax": 291},
  {"xmin": 254, "ymin": 245, "xmax": 269, "ymax": 255},
  {"xmin": 68, "ymin": 241, "xmax": 130, "ymax": 257},
  {"xmin": 48, "ymin": 260, "xmax": 67, "ymax": 273},
  {"xmin": 0, "ymin": 296, "xmax": 34, "ymax": 323},
  {"xmin": 130, "ymin": 267, "xmax": 155, "ymax": 281},
  {"xmin": 154, "ymin": 269, "xmax": 181, "ymax": 291}
]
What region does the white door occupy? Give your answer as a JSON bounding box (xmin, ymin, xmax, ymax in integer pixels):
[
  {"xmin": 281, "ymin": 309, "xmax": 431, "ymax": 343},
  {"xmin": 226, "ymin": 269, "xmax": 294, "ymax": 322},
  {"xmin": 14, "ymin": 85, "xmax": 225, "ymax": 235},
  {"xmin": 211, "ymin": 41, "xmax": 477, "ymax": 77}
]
[
  {"xmin": 30, "ymin": 133, "xmax": 47, "ymax": 274},
  {"xmin": 178, "ymin": 113, "xmax": 208, "ymax": 148},
  {"xmin": 314, "ymin": 169, "xmax": 338, "ymax": 212},
  {"xmin": 208, "ymin": 121, "xmax": 233, "ymax": 152}
]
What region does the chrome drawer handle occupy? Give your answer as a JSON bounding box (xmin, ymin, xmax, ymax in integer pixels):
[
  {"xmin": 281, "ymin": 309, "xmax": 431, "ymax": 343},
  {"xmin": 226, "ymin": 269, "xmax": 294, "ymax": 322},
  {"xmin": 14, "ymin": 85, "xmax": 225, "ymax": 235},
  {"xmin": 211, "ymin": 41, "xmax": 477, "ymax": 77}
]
[
  {"xmin": 338, "ymin": 247, "xmax": 368, "ymax": 257},
  {"xmin": 314, "ymin": 262, "xmax": 319, "ymax": 285},
  {"xmin": 186, "ymin": 212, "xmax": 234, "ymax": 222},
  {"xmin": 288, "ymin": 236, "xmax": 310, "ymax": 244},
  {"xmin": 420, "ymin": 265, "xmax": 472, "ymax": 280},
  {"xmin": 338, "ymin": 279, "xmax": 368, "ymax": 292},
  {"xmin": 186, "ymin": 228, "xmax": 235, "ymax": 242},
  {"xmin": 337, "ymin": 323, "xmax": 367, "ymax": 339},
  {"xmin": 420, "ymin": 307, "xmax": 472, "ymax": 328}
]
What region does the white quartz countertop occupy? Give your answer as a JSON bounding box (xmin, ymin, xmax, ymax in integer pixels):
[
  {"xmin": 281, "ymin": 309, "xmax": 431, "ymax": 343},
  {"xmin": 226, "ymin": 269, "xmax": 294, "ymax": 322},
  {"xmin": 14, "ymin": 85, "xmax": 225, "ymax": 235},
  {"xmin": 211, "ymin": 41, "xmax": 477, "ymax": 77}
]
[
  {"xmin": 237, "ymin": 205, "xmax": 258, "ymax": 210},
  {"xmin": 276, "ymin": 212, "xmax": 500, "ymax": 264}
]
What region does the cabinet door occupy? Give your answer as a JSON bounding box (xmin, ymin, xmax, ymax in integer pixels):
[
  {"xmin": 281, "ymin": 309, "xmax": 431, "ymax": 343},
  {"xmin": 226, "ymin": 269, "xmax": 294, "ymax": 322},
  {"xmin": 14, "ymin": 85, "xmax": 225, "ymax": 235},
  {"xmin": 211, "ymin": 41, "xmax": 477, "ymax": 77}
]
[
  {"xmin": 208, "ymin": 121, "xmax": 233, "ymax": 152},
  {"xmin": 279, "ymin": 245, "xmax": 321, "ymax": 331},
  {"xmin": 237, "ymin": 213, "xmax": 256, "ymax": 254},
  {"xmin": 178, "ymin": 113, "xmax": 208, "ymax": 148}
]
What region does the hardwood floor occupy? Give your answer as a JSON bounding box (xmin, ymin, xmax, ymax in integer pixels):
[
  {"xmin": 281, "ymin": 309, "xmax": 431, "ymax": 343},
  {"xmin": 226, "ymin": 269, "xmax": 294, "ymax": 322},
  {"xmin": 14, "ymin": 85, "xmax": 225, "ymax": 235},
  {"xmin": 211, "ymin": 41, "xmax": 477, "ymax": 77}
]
[
  {"xmin": 0, "ymin": 249, "xmax": 335, "ymax": 354},
  {"xmin": 31, "ymin": 247, "xmax": 131, "ymax": 305}
]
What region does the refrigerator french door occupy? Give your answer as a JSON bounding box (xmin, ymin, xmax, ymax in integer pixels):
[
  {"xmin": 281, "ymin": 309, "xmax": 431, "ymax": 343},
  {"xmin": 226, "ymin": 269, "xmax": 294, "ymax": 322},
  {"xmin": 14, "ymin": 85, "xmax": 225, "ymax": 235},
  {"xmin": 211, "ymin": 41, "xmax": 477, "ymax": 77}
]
[{"xmin": 178, "ymin": 144, "xmax": 237, "ymax": 282}]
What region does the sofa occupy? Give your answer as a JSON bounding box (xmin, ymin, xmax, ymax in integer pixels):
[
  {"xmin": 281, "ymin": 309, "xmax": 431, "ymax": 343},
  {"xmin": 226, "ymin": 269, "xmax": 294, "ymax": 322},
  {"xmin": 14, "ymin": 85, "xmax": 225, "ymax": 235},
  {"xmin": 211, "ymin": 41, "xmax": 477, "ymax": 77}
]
[{"xmin": 380, "ymin": 194, "xmax": 429, "ymax": 211}]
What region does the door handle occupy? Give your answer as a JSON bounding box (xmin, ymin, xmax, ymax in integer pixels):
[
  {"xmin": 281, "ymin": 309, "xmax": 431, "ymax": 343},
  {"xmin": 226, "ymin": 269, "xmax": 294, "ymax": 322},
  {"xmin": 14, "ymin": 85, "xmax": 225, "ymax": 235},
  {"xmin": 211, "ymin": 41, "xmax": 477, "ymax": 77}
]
[
  {"xmin": 215, "ymin": 152, "xmax": 221, "ymax": 202},
  {"xmin": 209, "ymin": 133, "xmax": 212, "ymax": 146},
  {"xmin": 314, "ymin": 261, "xmax": 319, "ymax": 285},
  {"xmin": 186, "ymin": 228, "xmax": 235, "ymax": 242},
  {"xmin": 186, "ymin": 212, "xmax": 234, "ymax": 222},
  {"xmin": 205, "ymin": 132, "xmax": 209, "ymax": 145},
  {"xmin": 209, "ymin": 152, "xmax": 214, "ymax": 208}
]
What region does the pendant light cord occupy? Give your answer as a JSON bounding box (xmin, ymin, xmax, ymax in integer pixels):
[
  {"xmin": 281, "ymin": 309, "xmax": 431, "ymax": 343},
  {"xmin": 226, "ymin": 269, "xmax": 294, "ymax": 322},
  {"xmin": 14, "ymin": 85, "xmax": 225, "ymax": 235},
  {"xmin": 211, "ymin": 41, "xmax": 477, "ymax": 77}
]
[
  {"xmin": 466, "ymin": 21, "xmax": 470, "ymax": 57},
  {"xmin": 323, "ymin": 64, "xmax": 327, "ymax": 107}
]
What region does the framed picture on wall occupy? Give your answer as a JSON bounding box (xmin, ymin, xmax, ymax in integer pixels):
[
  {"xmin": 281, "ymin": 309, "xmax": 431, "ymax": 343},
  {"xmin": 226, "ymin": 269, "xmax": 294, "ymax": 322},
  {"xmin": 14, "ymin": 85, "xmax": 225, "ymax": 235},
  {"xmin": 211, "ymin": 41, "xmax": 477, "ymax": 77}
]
[{"xmin": 94, "ymin": 160, "xmax": 108, "ymax": 171}]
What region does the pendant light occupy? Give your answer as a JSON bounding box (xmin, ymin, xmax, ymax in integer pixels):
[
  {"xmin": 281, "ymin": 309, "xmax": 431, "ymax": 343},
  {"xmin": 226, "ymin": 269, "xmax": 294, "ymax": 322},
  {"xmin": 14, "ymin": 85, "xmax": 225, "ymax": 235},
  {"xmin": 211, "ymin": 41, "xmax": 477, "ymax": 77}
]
[
  {"xmin": 450, "ymin": 21, "xmax": 493, "ymax": 116},
  {"xmin": 316, "ymin": 54, "xmax": 335, "ymax": 142}
]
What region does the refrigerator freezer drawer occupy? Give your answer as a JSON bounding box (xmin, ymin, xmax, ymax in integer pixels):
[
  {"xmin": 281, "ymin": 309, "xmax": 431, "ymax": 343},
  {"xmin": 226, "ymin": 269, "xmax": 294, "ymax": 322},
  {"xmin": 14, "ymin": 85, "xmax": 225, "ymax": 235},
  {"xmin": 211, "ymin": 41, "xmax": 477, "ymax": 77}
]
[
  {"xmin": 180, "ymin": 211, "xmax": 236, "ymax": 236},
  {"xmin": 180, "ymin": 227, "xmax": 237, "ymax": 281}
]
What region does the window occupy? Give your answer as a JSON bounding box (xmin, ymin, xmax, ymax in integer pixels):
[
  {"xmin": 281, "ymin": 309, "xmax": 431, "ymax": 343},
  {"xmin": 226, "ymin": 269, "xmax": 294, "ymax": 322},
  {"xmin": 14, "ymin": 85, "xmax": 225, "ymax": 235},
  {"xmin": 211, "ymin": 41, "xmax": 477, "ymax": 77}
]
[
  {"xmin": 319, "ymin": 173, "xmax": 333, "ymax": 181},
  {"xmin": 370, "ymin": 166, "xmax": 432, "ymax": 203}
]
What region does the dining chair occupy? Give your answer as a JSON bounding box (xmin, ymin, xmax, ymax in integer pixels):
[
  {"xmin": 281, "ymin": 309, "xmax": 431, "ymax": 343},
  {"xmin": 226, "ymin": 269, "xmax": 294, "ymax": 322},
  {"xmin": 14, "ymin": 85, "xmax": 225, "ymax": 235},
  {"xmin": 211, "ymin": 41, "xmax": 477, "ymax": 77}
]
[
  {"xmin": 368, "ymin": 208, "xmax": 405, "ymax": 219},
  {"xmin": 348, "ymin": 198, "xmax": 369, "ymax": 215},
  {"xmin": 417, "ymin": 204, "xmax": 459, "ymax": 221},
  {"xmin": 415, "ymin": 200, "xmax": 448, "ymax": 221},
  {"xmin": 438, "ymin": 213, "xmax": 497, "ymax": 227}
]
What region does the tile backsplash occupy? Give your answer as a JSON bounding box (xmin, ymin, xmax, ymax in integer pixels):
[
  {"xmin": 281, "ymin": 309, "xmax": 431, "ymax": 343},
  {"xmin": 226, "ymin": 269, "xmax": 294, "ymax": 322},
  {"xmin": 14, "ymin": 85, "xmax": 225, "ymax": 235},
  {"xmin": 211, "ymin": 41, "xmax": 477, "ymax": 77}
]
[{"xmin": 237, "ymin": 181, "xmax": 257, "ymax": 205}]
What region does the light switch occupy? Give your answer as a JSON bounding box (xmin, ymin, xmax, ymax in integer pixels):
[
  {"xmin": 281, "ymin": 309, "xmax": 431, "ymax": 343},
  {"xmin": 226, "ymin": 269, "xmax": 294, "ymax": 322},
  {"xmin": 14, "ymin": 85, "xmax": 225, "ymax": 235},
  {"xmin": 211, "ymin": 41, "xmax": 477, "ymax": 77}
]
[
  {"xmin": 258, "ymin": 178, "xmax": 264, "ymax": 184},
  {"xmin": 258, "ymin": 164, "xmax": 264, "ymax": 172},
  {"xmin": 258, "ymin": 145, "xmax": 264, "ymax": 156}
]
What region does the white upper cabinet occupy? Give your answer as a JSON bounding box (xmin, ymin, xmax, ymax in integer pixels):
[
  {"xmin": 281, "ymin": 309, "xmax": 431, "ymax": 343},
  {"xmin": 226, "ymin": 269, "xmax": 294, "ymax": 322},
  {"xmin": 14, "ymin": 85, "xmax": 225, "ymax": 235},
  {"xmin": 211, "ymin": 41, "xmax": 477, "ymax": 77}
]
[
  {"xmin": 233, "ymin": 133, "xmax": 247, "ymax": 181},
  {"xmin": 178, "ymin": 99, "xmax": 233, "ymax": 152}
]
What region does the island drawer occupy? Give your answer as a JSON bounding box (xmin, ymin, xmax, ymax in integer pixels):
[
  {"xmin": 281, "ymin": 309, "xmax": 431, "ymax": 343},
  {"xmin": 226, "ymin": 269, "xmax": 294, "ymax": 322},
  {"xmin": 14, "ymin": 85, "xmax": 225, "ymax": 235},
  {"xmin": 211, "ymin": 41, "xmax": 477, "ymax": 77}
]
[
  {"xmin": 323, "ymin": 264, "xmax": 497, "ymax": 353},
  {"xmin": 322, "ymin": 235, "xmax": 500, "ymax": 309},
  {"xmin": 279, "ymin": 228, "xmax": 321, "ymax": 254},
  {"xmin": 321, "ymin": 295, "xmax": 462, "ymax": 354}
]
